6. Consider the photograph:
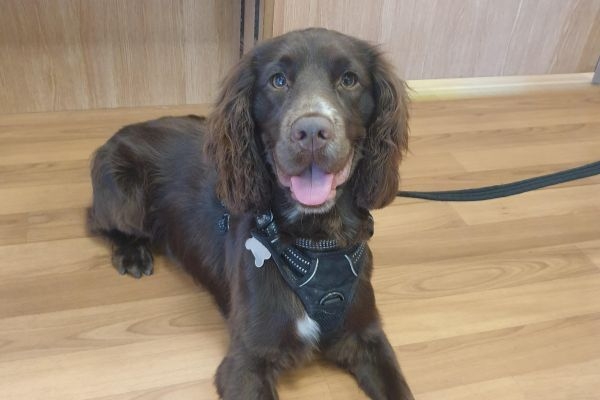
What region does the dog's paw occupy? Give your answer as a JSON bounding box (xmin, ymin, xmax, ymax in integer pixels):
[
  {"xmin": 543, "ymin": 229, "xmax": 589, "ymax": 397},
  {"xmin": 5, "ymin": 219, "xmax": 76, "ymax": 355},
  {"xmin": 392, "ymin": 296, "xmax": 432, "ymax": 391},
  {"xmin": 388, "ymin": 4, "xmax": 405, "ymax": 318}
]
[{"xmin": 111, "ymin": 244, "xmax": 154, "ymax": 278}]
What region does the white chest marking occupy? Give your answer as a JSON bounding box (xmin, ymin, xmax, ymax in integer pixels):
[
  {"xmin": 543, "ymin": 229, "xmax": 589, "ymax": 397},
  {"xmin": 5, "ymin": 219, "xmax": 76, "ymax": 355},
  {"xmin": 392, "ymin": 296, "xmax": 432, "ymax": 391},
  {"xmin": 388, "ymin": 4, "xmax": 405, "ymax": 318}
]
[{"xmin": 296, "ymin": 313, "xmax": 320, "ymax": 345}]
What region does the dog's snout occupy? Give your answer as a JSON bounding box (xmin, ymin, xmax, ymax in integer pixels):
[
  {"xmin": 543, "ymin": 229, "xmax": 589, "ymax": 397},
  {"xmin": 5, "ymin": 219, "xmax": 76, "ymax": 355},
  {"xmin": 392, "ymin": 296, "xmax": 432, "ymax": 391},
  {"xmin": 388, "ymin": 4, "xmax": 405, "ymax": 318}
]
[{"xmin": 290, "ymin": 116, "xmax": 333, "ymax": 150}]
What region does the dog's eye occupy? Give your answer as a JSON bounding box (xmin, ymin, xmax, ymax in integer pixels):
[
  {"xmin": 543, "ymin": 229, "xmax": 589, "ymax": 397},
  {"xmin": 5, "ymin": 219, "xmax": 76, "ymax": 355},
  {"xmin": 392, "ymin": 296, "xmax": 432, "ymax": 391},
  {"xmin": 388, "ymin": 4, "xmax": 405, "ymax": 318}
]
[
  {"xmin": 340, "ymin": 71, "xmax": 358, "ymax": 88},
  {"xmin": 270, "ymin": 73, "xmax": 288, "ymax": 89}
]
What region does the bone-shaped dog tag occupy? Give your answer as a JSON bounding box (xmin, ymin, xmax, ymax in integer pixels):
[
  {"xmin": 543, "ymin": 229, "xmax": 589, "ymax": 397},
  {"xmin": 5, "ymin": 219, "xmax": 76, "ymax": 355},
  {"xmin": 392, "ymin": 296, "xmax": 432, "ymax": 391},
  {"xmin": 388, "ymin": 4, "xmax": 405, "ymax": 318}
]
[{"xmin": 245, "ymin": 237, "xmax": 271, "ymax": 268}]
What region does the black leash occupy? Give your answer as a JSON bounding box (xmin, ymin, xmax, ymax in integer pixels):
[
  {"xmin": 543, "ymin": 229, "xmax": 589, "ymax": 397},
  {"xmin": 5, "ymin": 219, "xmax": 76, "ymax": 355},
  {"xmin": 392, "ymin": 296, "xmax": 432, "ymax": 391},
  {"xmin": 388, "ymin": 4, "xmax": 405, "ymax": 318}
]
[{"xmin": 397, "ymin": 161, "xmax": 600, "ymax": 202}]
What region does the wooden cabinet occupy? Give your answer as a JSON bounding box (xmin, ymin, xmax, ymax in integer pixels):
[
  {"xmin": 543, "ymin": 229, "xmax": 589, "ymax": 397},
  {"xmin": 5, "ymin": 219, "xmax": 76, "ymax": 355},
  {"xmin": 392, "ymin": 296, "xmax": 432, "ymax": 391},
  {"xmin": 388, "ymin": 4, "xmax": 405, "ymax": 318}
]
[
  {"xmin": 1, "ymin": 0, "xmax": 598, "ymax": 114},
  {"xmin": 264, "ymin": 0, "xmax": 600, "ymax": 79},
  {"xmin": 0, "ymin": 0, "xmax": 240, "ymax": 114}
]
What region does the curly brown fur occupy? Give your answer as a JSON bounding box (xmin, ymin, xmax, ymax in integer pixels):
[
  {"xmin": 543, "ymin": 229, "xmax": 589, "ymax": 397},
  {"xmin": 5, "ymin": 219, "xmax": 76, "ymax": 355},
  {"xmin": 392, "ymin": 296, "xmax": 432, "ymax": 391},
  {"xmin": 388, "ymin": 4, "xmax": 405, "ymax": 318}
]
[
  {"xmin": 205, "ymin": 55, "xmax": 273, "ymax": 214},
  {"xmin": 89, "ymin": 28, "xmax": 413, "ymax": 400},
  {"xmin": 351, "ymin": 52, "xmax": 410, "ymax": 209}
]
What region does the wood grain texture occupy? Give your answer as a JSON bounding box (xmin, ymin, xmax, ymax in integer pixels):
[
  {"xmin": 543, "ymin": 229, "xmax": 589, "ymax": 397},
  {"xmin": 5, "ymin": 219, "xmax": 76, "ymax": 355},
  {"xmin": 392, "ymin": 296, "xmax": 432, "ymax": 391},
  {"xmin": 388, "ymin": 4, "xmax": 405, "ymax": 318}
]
[
  {"xmin": 0, "ymin": 83, "xmax": 599, "ymax": 399},
  {"xmin": 0, "ymin": 0, "xmax": 240, "ymax": 114},
  {"xmin": 271, "ymin": 0, "xmax": 600, "ymax": 79}
]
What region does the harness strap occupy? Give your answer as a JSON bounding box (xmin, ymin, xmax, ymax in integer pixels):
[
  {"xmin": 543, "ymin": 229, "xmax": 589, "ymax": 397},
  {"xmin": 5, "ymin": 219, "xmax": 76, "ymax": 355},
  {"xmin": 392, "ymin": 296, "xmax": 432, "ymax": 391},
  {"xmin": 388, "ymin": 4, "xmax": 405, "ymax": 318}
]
[
  {"xmin": 397, "ymin": 161, "xmax": 600, "ymax": 202},
  {"xmin": 251, "ymin": 211, "xmax": 366, "ymax": 336}
]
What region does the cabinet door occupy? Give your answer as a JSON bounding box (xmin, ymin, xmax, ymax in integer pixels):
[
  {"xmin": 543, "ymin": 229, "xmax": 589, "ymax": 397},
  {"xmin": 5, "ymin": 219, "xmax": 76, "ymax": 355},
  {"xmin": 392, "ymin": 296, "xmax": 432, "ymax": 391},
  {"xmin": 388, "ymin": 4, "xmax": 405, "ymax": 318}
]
[
  {"xmin": 0, "ymin": 0, "xmax": 241, "ymax": 114},
  {"xmin": 252, "ymin": 0, "xmax": 600, "ymax": 80}
]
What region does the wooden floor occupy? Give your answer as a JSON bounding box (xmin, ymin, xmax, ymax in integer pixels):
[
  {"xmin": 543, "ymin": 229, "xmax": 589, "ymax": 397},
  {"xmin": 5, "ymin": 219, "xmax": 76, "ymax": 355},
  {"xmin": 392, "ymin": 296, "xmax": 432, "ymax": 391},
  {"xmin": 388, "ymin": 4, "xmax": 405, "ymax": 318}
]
[{"xmin": 1, "ymin": 83, "xmax": 599, "ymax": 400}]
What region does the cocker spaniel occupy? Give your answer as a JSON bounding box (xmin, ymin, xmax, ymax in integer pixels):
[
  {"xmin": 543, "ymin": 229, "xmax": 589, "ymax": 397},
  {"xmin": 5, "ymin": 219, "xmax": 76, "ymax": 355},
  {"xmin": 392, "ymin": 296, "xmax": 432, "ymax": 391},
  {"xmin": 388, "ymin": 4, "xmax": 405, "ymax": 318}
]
[{"xmin": 89, "ymin": 28, "xmax": 413, "ymax": 399}]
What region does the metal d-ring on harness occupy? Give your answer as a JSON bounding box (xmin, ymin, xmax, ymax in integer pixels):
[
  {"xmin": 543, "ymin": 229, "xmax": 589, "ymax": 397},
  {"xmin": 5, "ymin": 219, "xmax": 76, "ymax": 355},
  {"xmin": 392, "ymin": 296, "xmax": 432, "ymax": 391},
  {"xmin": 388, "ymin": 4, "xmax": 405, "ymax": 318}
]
[{"xmin": 246, "ymin": 211, "xmax": 368, "ymax": 336}]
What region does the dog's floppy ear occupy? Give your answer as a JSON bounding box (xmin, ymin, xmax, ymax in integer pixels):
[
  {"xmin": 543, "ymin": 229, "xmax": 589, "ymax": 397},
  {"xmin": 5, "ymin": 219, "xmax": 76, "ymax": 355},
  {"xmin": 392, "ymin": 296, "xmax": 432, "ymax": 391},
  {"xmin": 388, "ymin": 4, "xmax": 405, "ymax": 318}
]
[
  {"xmin": 205, "ymin": 53, "xmax": 271, "ymax": 214},
  {"xmin": 352, "ymin": 52, "xmax": 409, "ymax": 210}
]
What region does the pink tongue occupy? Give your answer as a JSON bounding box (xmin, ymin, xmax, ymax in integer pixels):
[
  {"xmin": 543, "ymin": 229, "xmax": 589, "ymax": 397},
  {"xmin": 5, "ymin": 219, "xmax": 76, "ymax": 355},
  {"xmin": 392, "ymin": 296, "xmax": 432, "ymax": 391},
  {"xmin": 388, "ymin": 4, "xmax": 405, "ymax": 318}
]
[{"xmin": 290, "ymin": 164, "xmax": 335, "ymax": 206}]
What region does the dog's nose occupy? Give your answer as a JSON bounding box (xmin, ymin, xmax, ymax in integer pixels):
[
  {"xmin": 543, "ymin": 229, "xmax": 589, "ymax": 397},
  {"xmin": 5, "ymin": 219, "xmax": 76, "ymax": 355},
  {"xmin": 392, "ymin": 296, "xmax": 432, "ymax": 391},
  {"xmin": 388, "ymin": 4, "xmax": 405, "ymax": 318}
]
[{"xmin": 290, "ymin": 116, "xmax": 333, "ymax": 150}]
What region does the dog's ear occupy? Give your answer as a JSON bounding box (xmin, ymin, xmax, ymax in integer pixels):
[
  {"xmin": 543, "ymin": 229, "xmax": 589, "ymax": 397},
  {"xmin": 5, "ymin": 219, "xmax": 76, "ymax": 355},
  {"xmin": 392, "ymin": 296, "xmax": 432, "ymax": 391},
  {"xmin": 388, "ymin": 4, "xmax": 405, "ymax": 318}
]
[
  {"xmin": 352, "ymin": 52, "xmax": 409, "ymax": 210},
  {"xmin": 205, "ymin": 53, "xmax": 271, "ymax": 214}
]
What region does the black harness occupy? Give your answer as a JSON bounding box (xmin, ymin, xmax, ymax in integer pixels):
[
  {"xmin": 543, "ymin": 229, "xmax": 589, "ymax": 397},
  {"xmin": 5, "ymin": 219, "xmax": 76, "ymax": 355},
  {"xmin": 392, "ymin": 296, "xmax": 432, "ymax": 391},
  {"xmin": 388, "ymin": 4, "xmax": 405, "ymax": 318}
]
[
  {"xmin": 212, "ymin": 160, "xmax": 600, "ymax": 335},
  {"xmin": 220, "ymin": 209, "xmax": 368, "ymax": 336}
]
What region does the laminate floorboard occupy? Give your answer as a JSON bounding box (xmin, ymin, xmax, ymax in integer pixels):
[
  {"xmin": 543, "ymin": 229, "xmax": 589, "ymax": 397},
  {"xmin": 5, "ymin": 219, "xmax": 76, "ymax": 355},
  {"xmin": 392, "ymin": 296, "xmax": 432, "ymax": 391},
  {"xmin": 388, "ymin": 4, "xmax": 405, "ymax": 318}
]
[{"xmin": 1, "ymin": 86, "xmax": 599, "ymax": 399}]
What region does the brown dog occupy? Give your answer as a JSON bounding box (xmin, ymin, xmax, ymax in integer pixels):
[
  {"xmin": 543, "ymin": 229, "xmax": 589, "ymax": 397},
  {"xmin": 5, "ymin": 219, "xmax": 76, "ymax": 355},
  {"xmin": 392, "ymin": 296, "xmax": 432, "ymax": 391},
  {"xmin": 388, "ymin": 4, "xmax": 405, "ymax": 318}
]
[{"xmin": 89, "ymin": 28, "xmax": 413, "ymax": 399}]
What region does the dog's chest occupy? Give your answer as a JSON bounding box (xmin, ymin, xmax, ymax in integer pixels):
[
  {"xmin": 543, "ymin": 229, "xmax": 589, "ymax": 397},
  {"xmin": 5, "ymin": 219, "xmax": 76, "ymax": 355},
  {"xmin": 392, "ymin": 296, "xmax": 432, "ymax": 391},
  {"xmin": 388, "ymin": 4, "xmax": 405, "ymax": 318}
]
[
  {"xmin": 240, "ymin": 211, "xmax": 370, "ymax": 341},
  {"xmin": 295, "ymin": 313, "xmax": 320, "ymax": 345}
]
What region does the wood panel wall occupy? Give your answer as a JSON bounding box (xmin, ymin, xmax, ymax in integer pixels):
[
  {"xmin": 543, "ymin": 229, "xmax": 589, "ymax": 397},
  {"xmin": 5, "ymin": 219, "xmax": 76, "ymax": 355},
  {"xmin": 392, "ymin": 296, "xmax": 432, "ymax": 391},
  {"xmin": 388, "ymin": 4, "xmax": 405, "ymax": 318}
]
[
  {"xmin": 2, "ymin": 0, "xmax": 598, "ymax": 114},
  {"xmin": 270, "ymin": 0, "xmax": 600, "ymax": 80},
  {"xmin": 0, "ymin": 0, "xmax": 240, "ymax": 114}
]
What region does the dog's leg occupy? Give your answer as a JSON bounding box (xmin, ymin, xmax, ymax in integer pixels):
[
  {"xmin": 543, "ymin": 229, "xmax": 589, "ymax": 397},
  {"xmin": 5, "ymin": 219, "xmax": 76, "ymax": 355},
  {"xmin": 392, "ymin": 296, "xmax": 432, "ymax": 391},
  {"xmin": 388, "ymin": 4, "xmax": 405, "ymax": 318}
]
[
  {"xmin": 89, "ymin": 142, "xmax": 155, "ymax": 279},
  {"xmin": 89, "ymin": 199, "xmax": 154, "ymax": 278},
  {"xmin": 215, "ymin": 347, "xmax": 279, "ymax": 400},
  {"xmin": 324, "ymin": 327, "xmax": 414, "ymax": 400}
]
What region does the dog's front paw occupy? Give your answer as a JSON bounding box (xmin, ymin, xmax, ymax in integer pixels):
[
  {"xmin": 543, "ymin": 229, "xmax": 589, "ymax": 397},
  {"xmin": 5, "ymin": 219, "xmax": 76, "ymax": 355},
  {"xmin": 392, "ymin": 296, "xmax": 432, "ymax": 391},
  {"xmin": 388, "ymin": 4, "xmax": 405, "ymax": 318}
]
[{"xmin": 111, "ymin": 243, "xmax": 154, "ymax": 278}]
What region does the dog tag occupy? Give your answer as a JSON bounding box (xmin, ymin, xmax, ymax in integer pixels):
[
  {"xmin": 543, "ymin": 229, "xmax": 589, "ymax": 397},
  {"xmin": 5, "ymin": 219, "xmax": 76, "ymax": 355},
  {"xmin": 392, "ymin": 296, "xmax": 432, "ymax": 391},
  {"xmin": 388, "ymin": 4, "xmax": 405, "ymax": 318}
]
[{"xmin": 245, "ymin": 237, "xmax": 271, "ymax": 268}]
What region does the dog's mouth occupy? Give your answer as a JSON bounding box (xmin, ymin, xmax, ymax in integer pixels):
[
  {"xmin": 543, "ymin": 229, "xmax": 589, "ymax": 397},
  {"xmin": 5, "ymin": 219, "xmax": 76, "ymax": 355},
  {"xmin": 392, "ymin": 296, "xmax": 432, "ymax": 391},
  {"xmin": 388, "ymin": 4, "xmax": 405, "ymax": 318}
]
[{"xmin": 276, "ymin": 154, "xmax": 353, "ymax": 207}]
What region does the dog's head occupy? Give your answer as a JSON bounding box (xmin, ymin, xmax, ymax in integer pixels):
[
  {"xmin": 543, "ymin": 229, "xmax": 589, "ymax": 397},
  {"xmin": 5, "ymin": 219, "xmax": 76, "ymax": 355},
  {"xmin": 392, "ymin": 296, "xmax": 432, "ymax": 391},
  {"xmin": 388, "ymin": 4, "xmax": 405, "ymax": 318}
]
[{"xmin": 206, "ymin": 28, "xmax": 409, "ymax": 215}]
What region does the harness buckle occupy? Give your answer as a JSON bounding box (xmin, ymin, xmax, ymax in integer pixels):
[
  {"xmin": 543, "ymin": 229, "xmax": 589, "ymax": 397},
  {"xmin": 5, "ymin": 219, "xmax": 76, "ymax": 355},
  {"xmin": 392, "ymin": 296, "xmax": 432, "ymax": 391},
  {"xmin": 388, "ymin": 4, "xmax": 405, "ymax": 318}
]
[{"xmin": 255, "ymin": 211, "xmax": 274, "ymax": 229}]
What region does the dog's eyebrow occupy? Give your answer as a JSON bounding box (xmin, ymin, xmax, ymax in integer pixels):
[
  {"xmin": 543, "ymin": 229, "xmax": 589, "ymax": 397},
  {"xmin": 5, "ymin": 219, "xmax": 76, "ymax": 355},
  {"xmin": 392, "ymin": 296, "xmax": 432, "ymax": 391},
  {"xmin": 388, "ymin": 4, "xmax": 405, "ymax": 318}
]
[
  {"xmin": 331, "ymin": 56, "xmax": 352, "ymax": 72},
  {"xmin": 261, "ymin": 55, "xmax": 297, "ymax": 77},
  {"xmin": 278, "ymin": 55, "xmax": 295, "ymax": 67},
  {"xmin": 328, "ymin": 55, "xmax": 369, "ymax": 81}
]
